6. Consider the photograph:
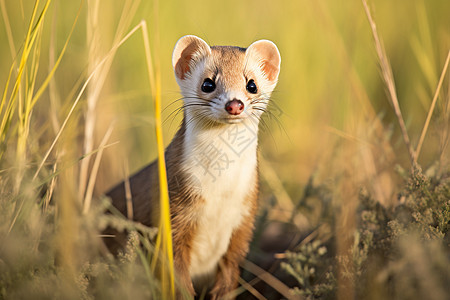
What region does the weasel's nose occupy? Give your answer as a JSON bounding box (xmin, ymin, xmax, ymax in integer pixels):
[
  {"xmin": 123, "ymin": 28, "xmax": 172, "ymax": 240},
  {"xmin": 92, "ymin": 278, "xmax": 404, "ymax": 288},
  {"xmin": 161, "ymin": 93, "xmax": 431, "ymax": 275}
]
[{"xmin": 225, "ymin": 99, "xmax": 244, "ymax": 115}]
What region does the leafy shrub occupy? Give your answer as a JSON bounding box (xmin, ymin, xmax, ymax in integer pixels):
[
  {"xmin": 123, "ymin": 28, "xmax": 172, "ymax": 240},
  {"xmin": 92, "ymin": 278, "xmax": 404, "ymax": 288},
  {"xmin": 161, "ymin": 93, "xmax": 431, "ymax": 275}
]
[{"xmin": 281, "ymin": 167, "xmax": 450, "ymax": 300}]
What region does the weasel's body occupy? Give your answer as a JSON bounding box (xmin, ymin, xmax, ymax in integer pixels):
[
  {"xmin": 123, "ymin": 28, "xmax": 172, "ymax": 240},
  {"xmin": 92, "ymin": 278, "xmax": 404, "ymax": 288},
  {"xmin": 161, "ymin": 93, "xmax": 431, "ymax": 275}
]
[{"xmin": 105, "ymin": 36, "xmax": 280, "ymax": 299}]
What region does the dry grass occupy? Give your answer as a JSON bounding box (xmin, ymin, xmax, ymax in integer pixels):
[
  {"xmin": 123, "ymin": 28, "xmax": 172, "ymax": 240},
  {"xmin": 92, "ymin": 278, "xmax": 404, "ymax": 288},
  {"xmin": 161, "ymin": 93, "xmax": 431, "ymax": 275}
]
[
  {"xmin": 362, "ymin": 0, "xmax": 416, "ymax": 166},
  {"xmin": 0, "ymin": 0, "xmax": 449, "ymax": 299}
]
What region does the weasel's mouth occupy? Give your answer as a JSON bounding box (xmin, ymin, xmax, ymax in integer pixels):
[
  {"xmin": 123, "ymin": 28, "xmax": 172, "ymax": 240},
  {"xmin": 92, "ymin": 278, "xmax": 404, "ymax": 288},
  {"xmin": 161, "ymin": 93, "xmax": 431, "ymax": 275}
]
[{"xmin": 219, "ymin": 117, "xmax": 246, "ymax": 124}]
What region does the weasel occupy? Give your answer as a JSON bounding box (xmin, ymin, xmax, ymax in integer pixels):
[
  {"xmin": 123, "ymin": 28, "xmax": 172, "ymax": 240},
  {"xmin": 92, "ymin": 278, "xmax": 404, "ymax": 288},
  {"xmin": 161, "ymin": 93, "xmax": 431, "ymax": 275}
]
[{"xmin": 105, "ymin": 35, "xmax": 281, "ymax": 299}]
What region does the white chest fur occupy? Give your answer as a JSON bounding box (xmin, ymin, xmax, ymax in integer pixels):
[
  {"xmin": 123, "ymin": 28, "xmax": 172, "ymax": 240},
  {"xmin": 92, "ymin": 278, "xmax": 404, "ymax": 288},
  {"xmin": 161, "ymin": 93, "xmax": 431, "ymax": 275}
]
[{"xmin": 182, "ymin": 120, "xmax": 258, "ymax": 279}]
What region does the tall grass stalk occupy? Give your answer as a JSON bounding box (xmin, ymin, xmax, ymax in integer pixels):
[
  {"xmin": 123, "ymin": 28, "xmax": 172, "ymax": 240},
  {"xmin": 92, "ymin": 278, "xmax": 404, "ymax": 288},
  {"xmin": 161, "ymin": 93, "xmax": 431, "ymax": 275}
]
[
  {"xmin": 313, "ymin": 0, "xmax": 398, "ymax": 206},
  {"xmin": 242, "ymin": 259, "xmax": 301, "ymax": 300},
  {"xmin": 48, "ymin": 3, "xmax": 61, "ymax": 134},
  {"xmin": 415, "ymin": 50, "xmax": 450, "ymax": 163},
  {"xmin": 2, "ymin": 0, "xmax": 81, "ymax": 179},
  {"xmin": 0, "ymin": 0, "xmax": 16, "ymax": 58},
  {"xmin": 1, "ymin": 0, "xmax": 80, "ymax": 244},
  {"xmin": 362, "ymin": 0, "xmax": 416, "ymax": 167},
  {"xmin": 139, "ymin": 16, "xmax": 175, "ymax": 297},
  {"xmin": 16, "ymin": 20, "xmax": 43, "ymax": 178},
  {"xmin": 79, "ymin": 0, "xmax": 140, "ymax": 202},
  {"xmin": 82, "ymin": 122, "xmax": 115, "ymax": 214},
  {"xmin": 55, "ymin": 123, "xmax": 80, "ymax": 281},
  {"xmin": 0, "ymin": 0, "xmax": 51, "ymax": 163}
]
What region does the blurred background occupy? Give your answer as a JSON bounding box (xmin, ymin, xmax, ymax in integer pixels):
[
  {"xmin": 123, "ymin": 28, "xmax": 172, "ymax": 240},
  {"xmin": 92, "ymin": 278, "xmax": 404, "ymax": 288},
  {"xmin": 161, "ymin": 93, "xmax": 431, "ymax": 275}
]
[
  {"xmin": 1, "ymin": 0, "xmax": 448, "ymax": 193},
  {"xmin": 0, "ymin": 0, "xmax": 449, "ymax": 299}
]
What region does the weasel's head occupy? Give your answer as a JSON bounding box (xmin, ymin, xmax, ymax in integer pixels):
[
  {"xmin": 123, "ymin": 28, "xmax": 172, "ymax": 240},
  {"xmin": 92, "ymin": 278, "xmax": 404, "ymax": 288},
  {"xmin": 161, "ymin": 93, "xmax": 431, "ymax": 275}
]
[{"xmin": 172, "ymin": 35, "xmax": 281, "ymax": 126}]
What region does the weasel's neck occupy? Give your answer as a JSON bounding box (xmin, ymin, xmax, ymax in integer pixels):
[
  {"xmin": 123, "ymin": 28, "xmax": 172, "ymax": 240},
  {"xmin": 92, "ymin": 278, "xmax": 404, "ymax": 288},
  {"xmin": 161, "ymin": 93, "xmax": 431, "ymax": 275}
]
[{"xmin": 181, "ymin": 117, "xmax": 259, "ymax": 184}]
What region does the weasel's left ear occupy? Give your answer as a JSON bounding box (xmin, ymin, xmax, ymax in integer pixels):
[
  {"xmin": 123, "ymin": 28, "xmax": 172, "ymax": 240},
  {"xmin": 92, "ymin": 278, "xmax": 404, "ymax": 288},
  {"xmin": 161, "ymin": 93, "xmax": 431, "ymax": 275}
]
[
  {"xmin": 172, "ymin": 35, "xmax": 211, "ymax": 80},
  {"xmin": 246, "ymin": 40, "xmax": 281, "ymax": 83}
]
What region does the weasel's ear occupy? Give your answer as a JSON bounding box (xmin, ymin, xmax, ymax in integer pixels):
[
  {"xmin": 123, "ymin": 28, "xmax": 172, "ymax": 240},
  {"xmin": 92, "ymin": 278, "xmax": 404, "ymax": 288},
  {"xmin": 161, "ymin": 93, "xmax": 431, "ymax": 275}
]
[
  {"xmin": 246, "ymin": 40, "xmax": 281, "ymax": 82},
  {"xmin": 172, "ymin": 35, "xmax": 211, "ymax": 80}
]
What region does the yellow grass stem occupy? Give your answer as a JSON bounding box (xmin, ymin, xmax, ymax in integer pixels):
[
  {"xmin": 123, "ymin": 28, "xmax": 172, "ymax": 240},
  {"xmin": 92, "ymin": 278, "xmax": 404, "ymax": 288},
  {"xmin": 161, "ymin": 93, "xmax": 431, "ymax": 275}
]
[
  {"xmin": 140, "ymin": 18, "xmax": 175, "ymax": 298},
  {"xmin": 30, "ymin": 1, "xmax": 83, "ymax": 109},
  {"xmin": 0, "ymin": 0, "xmax": 50, "ymax": 159},
  {"xmin": 16, "ymin": 22, "xmax": 43, "ymax": 171},
  {"xmin": 1, "ymin": 0, "xmax": 80, "ymax": 172},
  {"xmin": 82, "ymin": 122, "xmax": 115, "ymax": 214},
  {"xmin": 362, "ymin": 0, "xmax": 416, "ymax": 167},
  {"xmin": 415, "ymin": 50, "xmax": 450, "ymax": 163},
  {"xmin": 1, "ymin": 0, "xmax": 46, "ymax": 114}
]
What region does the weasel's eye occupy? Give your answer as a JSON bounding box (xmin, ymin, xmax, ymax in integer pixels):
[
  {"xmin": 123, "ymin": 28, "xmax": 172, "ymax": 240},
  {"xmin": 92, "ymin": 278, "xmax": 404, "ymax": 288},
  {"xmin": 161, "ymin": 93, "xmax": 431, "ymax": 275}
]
[
  {"xmin": 246, "ymin": 79, "xmax": 257, "ymax": 94},
  {"xmin": 201, "ymin": 78, "xmax": 216, "ymax": 93}
]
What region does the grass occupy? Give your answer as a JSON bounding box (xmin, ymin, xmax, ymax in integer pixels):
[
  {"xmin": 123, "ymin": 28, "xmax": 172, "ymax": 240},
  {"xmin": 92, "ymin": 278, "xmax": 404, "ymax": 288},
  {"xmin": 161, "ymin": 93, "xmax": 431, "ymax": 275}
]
[{"xmin": 0, "ymin": 0, "xmax": 449, "ymax": 299}]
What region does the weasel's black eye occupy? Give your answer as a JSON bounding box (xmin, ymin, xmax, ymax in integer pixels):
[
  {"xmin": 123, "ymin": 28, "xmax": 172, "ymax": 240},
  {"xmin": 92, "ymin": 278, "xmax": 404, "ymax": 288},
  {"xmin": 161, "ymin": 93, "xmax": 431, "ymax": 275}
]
[
  {"xmin": 246, "ymin": 79, "xmax": 257, "ymax": 94},
  {"xmin": 201, "ymin": 78, "xmax": 216, "ymax": 93}
]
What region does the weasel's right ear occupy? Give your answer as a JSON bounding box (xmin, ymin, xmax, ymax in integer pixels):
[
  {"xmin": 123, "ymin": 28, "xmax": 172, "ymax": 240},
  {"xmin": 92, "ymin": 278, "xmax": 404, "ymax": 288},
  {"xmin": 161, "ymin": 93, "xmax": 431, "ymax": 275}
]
[
  {"xmin": 172, "ymin": 35, "xmax": 211, "ymax": 80},
  {"xmin": 246, "ymin": 40, "xmax": 281, "ymax": 83}
]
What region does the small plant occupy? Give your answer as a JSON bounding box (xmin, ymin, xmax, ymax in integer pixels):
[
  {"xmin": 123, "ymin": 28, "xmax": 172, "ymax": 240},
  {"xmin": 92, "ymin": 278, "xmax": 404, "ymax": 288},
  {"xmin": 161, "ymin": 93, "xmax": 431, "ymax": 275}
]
[{"xmin": 281, "ymin": 240, "xmax": 335, "ymax": 299}]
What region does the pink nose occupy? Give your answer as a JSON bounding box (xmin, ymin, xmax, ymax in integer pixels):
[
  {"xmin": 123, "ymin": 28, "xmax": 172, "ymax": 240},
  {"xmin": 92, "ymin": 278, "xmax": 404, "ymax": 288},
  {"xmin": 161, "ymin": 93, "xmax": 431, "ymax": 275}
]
[{"xmin": 225, "ymin": 99, "xmax": 244, "ymax": 115}]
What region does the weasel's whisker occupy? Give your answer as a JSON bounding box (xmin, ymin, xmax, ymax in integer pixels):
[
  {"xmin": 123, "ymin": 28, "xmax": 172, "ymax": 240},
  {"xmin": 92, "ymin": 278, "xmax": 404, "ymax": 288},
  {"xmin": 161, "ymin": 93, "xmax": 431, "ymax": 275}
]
[
  {"xmin": 164, "ymin": 102, "xmax": 212, "ymax": 129},
  {"xmin": 246, "ymin": 112, "xmax": 261, "ymax": 132},
  {"xmin": 185, "ymin": 110, "xmax": 212, "ymax": 130},
  {"xmin": 163, "ymin": 97, "xmax": 186, "ymax": 113}
]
